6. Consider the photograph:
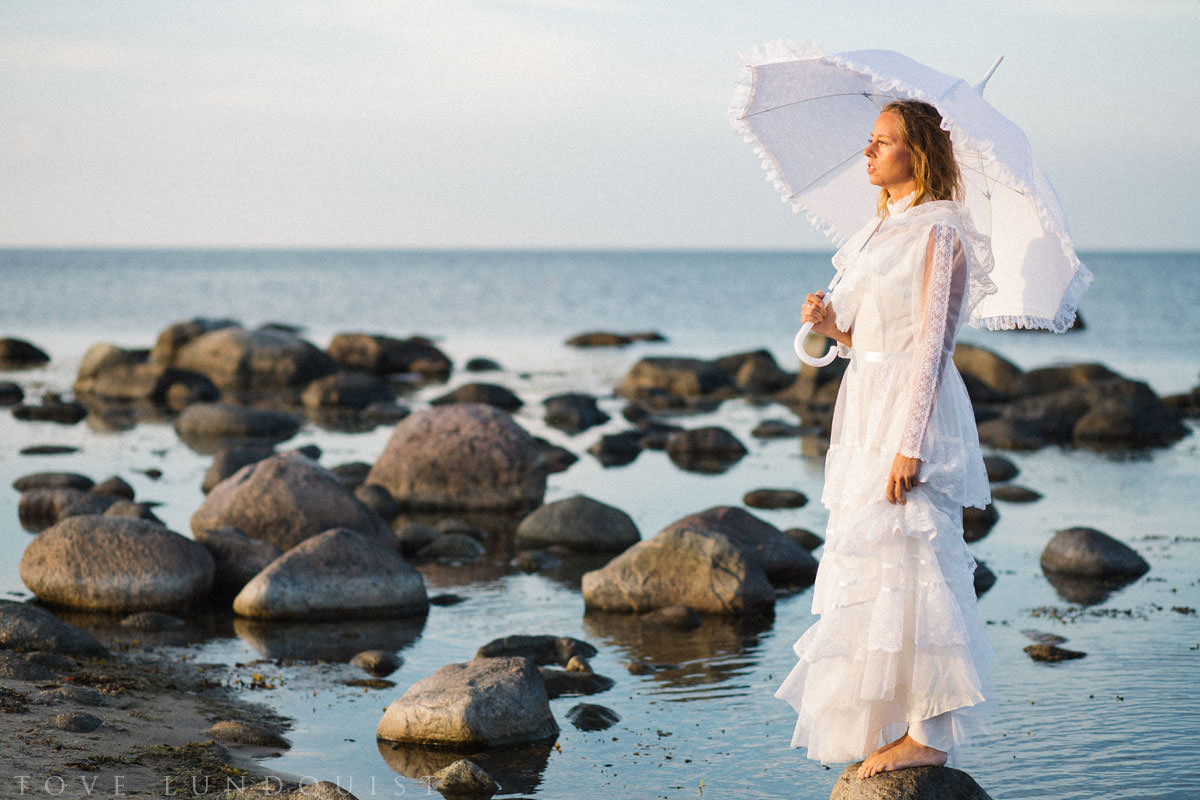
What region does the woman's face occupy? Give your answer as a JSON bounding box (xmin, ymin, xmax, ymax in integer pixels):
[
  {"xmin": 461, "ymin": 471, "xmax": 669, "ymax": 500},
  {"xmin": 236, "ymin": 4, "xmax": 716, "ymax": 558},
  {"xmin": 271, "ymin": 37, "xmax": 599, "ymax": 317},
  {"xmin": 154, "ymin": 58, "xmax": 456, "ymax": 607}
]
[{"xmin": 864, "ymin": 111, "xmax": 914, "ymax": 197}]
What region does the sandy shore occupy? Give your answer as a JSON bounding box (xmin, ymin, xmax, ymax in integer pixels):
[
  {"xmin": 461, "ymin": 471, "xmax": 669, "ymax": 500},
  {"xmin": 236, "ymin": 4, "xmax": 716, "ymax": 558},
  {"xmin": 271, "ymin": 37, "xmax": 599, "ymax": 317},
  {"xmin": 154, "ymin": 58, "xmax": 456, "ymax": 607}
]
[{"xmin": 0, "ymin": 651, "xmax": 296, "ymax": 799}]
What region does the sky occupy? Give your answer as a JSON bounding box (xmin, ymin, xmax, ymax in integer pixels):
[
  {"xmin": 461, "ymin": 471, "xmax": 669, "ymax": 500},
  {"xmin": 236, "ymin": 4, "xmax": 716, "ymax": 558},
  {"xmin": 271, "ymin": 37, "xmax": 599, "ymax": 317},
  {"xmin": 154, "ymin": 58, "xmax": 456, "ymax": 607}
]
[{"xmin": 2, "ymin": 1, "xmax": 1198, "ymax": 250}]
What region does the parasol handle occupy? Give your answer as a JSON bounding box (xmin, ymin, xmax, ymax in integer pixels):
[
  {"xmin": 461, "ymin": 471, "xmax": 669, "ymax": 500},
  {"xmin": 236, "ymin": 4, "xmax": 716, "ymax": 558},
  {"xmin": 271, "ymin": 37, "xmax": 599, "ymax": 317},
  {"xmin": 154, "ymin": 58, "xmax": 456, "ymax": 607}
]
[{"xmin": 793, "ymin": 321, "xmax": 839, "ymax": 367}]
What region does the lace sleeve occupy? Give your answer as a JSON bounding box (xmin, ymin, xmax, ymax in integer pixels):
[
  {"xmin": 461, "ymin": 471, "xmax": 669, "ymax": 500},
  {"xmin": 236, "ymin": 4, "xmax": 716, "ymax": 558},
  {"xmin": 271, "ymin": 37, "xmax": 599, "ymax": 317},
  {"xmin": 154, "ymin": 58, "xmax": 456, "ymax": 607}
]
[{"xmin": 898, "ymin": 223, "xmax": 962, "ymax": 459}]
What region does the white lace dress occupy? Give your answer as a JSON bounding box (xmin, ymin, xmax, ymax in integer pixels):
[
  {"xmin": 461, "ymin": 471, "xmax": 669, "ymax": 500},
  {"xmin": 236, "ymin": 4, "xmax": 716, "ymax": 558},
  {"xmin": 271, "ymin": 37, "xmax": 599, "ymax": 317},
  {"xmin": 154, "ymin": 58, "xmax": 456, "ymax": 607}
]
[{"xmin": 775, "ymin": 196, "xmax": 996, "ymax": 764}]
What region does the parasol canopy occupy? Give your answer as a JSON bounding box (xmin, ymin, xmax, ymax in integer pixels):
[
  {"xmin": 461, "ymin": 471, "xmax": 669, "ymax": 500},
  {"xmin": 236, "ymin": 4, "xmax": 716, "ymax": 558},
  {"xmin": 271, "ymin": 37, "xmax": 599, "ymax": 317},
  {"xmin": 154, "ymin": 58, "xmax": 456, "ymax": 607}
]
[{"xmin": 731, "ymin": 41, "xmax": 1091, "ymax": 340}]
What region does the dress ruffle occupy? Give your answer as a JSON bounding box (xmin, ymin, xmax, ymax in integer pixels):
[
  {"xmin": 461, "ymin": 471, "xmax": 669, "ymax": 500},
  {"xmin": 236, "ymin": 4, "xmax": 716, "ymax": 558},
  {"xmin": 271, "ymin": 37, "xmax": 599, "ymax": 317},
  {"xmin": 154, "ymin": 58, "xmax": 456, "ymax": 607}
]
[{"xmin": 775, "ymin": 492, "xmax": 994, "ymax": 764}]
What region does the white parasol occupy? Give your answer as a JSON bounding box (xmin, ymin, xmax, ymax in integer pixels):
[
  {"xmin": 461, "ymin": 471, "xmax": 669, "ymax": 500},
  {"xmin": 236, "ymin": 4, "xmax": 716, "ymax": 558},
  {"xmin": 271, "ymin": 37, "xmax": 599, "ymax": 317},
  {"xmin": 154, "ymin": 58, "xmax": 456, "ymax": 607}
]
[{"xmin": 731, "ymin": 41, "xmax": 1092, "ymax": 366}]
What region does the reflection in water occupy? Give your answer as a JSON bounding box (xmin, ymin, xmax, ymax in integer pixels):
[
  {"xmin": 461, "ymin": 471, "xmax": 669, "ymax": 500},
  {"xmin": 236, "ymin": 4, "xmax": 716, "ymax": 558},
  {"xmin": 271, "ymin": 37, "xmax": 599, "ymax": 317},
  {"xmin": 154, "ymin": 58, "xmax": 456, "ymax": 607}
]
[
  {"xmin": 1043, "ymin": 570, "xmax": 1144, "ymax": 606},
  {"xmin": 582, "ymin": 610, "xmax": 773, "ymax": 698},
  {"xmin": 48, "ymin": 605, "xmax": 236, "ymax": 649},
  {"xmin": 377, "ymin": 739, "xmax": 552, "ymax": 796},
  {"xmin": 234, "ymin": 612, "xmax": 427, "ymax": 661}
]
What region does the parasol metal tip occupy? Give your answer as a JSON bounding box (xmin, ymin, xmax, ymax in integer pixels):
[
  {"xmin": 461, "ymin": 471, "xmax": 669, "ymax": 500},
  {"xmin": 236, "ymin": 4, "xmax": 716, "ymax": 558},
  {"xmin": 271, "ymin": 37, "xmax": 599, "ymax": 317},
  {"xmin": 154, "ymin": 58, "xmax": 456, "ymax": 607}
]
[{"xmin": 974, "ymin": 55, "xmax": 1004, "ymax": 94}]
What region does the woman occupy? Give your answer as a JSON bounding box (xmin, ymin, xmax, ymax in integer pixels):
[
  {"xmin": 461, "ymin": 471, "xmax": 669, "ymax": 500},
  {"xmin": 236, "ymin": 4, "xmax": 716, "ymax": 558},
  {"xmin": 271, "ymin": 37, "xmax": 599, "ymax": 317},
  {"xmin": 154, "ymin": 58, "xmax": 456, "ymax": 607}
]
[{"xmin": 776, "ymin": 99, "xmax": 995, "ymax": 780}]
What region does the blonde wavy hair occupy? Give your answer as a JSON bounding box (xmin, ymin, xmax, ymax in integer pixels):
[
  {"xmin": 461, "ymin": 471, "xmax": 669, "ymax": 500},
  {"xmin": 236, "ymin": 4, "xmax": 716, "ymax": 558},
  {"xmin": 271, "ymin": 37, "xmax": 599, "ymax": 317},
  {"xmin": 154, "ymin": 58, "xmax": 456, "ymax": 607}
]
[{"xmin": 876, "ymin": 100, "xmax": 963, "ymax": 216}]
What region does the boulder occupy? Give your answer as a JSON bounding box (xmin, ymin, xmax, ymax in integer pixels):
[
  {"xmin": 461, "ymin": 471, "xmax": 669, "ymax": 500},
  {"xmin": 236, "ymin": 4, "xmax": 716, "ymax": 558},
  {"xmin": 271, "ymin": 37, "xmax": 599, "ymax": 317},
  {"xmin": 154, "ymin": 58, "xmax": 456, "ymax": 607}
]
[
  {"xmin": 419, "ymin": 533, "xmax": 485, "ymax": 563},
  {"xmin": 0, "ymin": 600, "xmax": 107, "ymax": 656},
  {"xmin": 202, "ymin": 445, "xmax": 276, "ymax": 493},
  {"xmin": 743, "ymin": 488, "xmax": 808, "ymax": 509},
  {"xmin": 990, "ymin": 484, "xmax": 1042, "ymax": 502},
  {"xmin": 587, "ymin": 431, "xmax": 644, "ymax": 467},
  {"xmin": 465, "ymin": 357, "xmax": 501, "ymax": 372},
  {"xmin": 713, "ymin": 349, "xmax": 794, "ymax": 394},
  {"xmin": 352, "ymin": 650, "xmax": 403, "ymax": 677},
  {"xmin": 366, "ymin": 404, "xmax": 545, "ymax": 512},
  {"xmin": 300, "ymin": 371, "xmax": 393, "ymax": 410},
  {"xmin": 538, "ymin": 666, "xmax": 614, "ymax": 698},
  {"xmin": 376, "ymin": 657, "xmax": 559, "ymax": 746},
  {"xmin": 962, "ymin": 504, "xmax": 999, "ymax": 543},
  {"xmin": 355, "ymin": 483, "xmax": 398, "ymax": 521},
  {"xmin": 973, "ymin": 561, "xmax": 997, "ymax": 596},
  {"xmin": 1040, "ymin": 527, "xmax": 1150, "ymax": 578},
  {"xmin": 615, "ymin": 357, "xmax": 736, "ymax": 410},
  {"xmin": 533, "ymin": 437, "xmax": 578, "ymax": 474},
  {"xmin": 0, "ymin": 381, "xmax": 24, "ymax": 405},
  {"xmin": 1024, "ymin": 644, "xmax": 1086, "ymax": 662},
  {"xmin": 665, "ymin": 427, "xmax": 748, "ymax": 473},
  {"xmin": 1011, "ymin": 363, "xmax": 1120, "ymax": 398},
  {"xmin": 12, "ymin": 472, "xmax": 94, "ymax": 492},
  {"xmin": 395, "ymin": 523, "xmax": 441, "ymax": 557},
  {"xmin": 476, "ymin": 635, "xmax": 597, "ymax": 665},
  {"xmin": 327, "ymin": 333, "xmax": 452, "ymax": 378},
  {"xmin": 543, "ymin": 393, "xmax": 610, "ymax": 434},
  {"xmin": 785, "ymin": 528, "xmax": 824, "ymax": 551},
  {"xmin": 54, "ymin": 711, "xmax": 102, "ymax": 732},
  {"xmin": 149, "ymin": 317, "xmax": 239, "ymax": 364},
  {"xmin": 193, "ymin": 452, "xmax": 395, "ymax": 551},
  {"xmin": 19, "ymin": 516, "xmax": 214, "ymax": 613},
  {"xmin": 0, "ymin": 337, "xmax": 50, "ymax": 368},
  {"xmin": 92, "ymin": 475, "xmax": 135, "ymax": 499},
  {"xmin": 12, "ymin": 395, "xmax": 87, "ymax": 424},
  {"xmin": 233, "ymin": 528, "xmax": 427, "ymax": 620},
  {"xmin": 581, "ymin": 527, "xmax": 775, "ymax": 615},
  {"xmin": 982, "ymin": 455, "xmax": 1018, "ymax": 482},
  {"xmin": 103, "ymin": 501, "xmax": 162, "ymax": 524},
  {"xmin": 169, "ymin": 325, "xmax": 337, "ymax": 392},
  {"xmin": 566, "ymin": 331, "xmax": 633, "ymax": 347},
  {"xmin": 207, "ymin": 720, "xmax": 290, "ymax": 749},
  {"xmin": 660, "ymin": 506, "xmax": 818, "ymax": 587},
  {"xmin": 19, "ymin": 488, "xmax": 120, "ymax": 531},
  {"xmin": 952, "ymin": 343, "xmax": 1022, "ymax": 398},
  {"xmin": 176, "ymin": 402, "xmax": 300, "ymax": 449},
  {"xmin": 194, "ymin": 525, "xmax": 283, "ymax": 594},
  {"xmin": 751, "ymin": 419, "xmax": 804, "ymax": 439},
  {"xmin": 830, "ymin": 763, "xmax": 992, "ymax": 799},
  {"xmin": 774, "ymin": 336, "xmax": 847, "ymax": 410},
  {"xmin": 432, "ymin": 759, "xmax": 498, "ymax": 798},
  {"xmin": 516, "ymin": 495, "xmax": 640, "ymax": 553},
  {"xmin": 431, "ymin": 383, "xmax": 523, "ymax": 411},
  {"xmin": 330, "ymin": 461, "xmax": 372, "ymax": 489}
]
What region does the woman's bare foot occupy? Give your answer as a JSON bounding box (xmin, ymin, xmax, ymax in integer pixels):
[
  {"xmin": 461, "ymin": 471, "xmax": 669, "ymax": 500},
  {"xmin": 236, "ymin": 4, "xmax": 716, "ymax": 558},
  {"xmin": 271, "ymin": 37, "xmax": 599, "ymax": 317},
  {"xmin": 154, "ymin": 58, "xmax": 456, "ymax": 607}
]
[{"xmin": 856, "ymin": 733, "xmax": 947, "ymax": 780}]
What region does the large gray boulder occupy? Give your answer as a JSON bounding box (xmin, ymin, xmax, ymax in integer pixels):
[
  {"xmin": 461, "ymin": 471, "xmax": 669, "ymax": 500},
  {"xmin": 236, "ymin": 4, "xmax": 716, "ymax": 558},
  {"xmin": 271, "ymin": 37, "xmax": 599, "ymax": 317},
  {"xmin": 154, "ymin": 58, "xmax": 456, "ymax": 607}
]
[
  {"xmin": 713, "ymin": 349, "xmax": 794, "ymax": 394},
  {"xmin": 665, "ymin": 427, "xmax": 749, "ymax": 473},
  {"xmin": 830, "ymin": 763, "xmax": 992, "ymax": 799},
  {"xmin": 300, "ymin": 371, "xmax": 394, "ymax": 410},
  {"xmin": 367, "ymin": 404, "xmax": 545, "ymax": 512},
  {"xmin": 660, "ymin": 506, "xmax": 818, "ymax": 587},
  {"xmin": 0, "ymin": 600, "xmax": 107, "ymax": 656},
  {"xmin": 192, "ymin": 452, "xmax": 394, "ymax": 551},
  {"xmin": 1040, "ymin": 527, "xmax": 1150, "ymax": 577},
  {"xmin": 376, "ymin": 657, "xmax": 559, "ymax": 746},
  {"xmin": 169, "ymin": 325, "xmax": 337, "ymax": 392},
  {"xmin": 581, "ymin": 527, "xmax": 775, "ymax": 615},
  {"xmin": 19, "ymin": 516, "xmax": 214, "ymax": 613},
  {"xmin": 516, "ymin": 495, "xmax": 640, "ymax": 552},
  {"xmin": 233, "ymin": 528, "xmax": 427, "ymax": 620},
  {"xmin": 953, "ymin": 343, "xmax": 1023, "ymax": 398}
]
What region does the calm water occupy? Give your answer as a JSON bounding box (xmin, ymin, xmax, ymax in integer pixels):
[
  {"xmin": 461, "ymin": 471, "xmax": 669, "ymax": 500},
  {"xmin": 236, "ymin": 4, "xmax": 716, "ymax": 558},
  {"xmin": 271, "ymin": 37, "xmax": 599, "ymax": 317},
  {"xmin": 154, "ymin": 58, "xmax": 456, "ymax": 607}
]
[{"xmin": 1, "ymin": 249, "xmax": 1198, "ymax": 799}]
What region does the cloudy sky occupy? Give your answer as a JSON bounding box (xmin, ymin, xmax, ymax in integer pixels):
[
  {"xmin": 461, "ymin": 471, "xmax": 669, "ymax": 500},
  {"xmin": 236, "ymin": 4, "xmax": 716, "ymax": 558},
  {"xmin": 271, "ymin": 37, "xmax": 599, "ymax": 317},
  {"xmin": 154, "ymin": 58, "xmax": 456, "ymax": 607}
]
[{"xmin": 2, "ymin": 1, "xmax": 1197, "ymax": 249}]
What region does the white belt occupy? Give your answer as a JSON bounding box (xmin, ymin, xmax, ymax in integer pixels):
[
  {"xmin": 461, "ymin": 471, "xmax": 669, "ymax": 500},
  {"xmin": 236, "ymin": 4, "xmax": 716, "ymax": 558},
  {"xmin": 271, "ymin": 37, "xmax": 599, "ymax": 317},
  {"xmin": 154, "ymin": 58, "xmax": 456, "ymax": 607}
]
[{"xmin": 854, "ymin": 350, "xmax": 911, "ymax": 364}]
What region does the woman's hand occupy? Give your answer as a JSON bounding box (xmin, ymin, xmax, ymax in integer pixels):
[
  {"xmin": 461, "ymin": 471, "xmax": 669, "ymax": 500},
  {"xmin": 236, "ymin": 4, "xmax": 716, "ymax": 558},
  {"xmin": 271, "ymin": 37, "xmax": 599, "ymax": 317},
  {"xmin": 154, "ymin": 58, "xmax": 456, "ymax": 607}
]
[
  {"xmin": 802, "ymin": 291, "xmax": 835, "ymax": 336},
  {"xmin": 886, "ymin": 453, "xmax": 921, "ymax": 505}
]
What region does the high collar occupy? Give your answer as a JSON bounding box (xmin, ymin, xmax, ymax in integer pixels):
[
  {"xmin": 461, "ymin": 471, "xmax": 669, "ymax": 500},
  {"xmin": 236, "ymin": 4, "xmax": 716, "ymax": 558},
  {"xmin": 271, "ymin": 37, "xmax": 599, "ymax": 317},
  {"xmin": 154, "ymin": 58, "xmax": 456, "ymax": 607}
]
[{"xmin": 886, "ymin": 191, "xmax": 916, "ymax": 216}]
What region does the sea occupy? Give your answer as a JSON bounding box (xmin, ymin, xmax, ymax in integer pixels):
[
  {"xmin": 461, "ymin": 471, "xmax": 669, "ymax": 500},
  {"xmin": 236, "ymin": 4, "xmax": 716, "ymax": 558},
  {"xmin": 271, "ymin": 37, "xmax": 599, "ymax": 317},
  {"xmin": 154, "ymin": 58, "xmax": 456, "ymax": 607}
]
[{"xmin": 1, "ymin": 248, "xmax": 1198, "ymax": 799}]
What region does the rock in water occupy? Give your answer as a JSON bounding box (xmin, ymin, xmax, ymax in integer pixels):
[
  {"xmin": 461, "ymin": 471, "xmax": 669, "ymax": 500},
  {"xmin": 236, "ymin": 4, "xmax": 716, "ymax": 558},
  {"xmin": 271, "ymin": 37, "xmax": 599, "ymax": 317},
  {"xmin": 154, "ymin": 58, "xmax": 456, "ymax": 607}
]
[
  {"xmin": 192, "ymin": 452, "xmax": 394, "ymax": 551},
  {"xmin": 433, "ymin": 759, "xmax": 499, "ymax": 798},
  {"xmin": 542, "ymin": 393, "xmax": 610, "ymax": 434},
  {"xmin": 1040, "ymin": 527, "xmax": 1150, "ymax": 577},
  {"xmin": 175, "ymin": 402, "xmax": 300, "ymax": 447},
  {"xmin": 566, "ymin": 703, "xmax": 620, "ymax": 731},
  {"xmin": 431, "ymin": 382, "xmax": 523, "ymax": 411},
  {"xmin": 660, "ymin": 505, "xmax": 818, "ymax": 588},
  {"xmin": 376, "ymin": 657, "xmax": 559, "ymax": 747},
  {"xmin": 194, "ymin": 525, "xmax": 283, "ymax": 594},
  {"xmin": 19, "ymin": 517, "xmax": 214, "ymax": 613},
  {"xmin": 367, "ymin": 404, "xmax": 545, "ymax": 512},
  {"xmin": 581, "ymin": 527, "xmax": 774, "ymax": 615},
  {"xmin": 516, "ymin": 495, "xmax": 640, "ymax": 552},
  {"xmin": 233, "ymin": 528, "xmax": 427, "ymax": 620},
  {"xmin": 830, "ymin": 763, "xmax": 993, "ymax": 799},
  {"xmin": 0, "ymin": 600, "xmax": 107, "ymax": 656},
  {"xmin": 169, "ymin": 325, "xmax": 337, "ymax": 392}
]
